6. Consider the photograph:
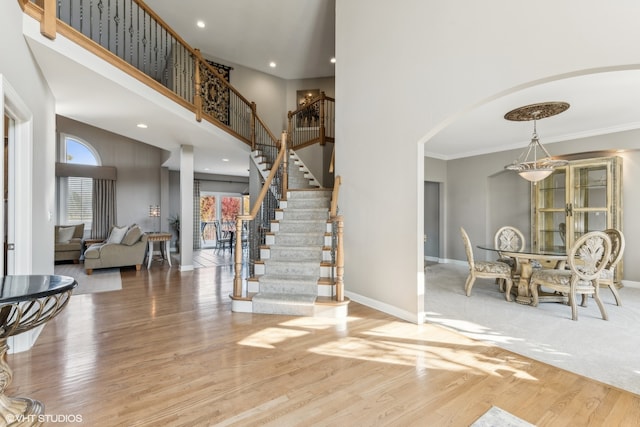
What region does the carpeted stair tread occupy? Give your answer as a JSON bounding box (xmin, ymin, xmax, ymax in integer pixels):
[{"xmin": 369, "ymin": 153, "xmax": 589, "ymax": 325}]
[
  {"xmin": 253, "ymin": 292, "xmax": 317, "ymax": 302},
  {"xmin": 258, "ymin": 274, "xmax": 319, "ymax": 283}
]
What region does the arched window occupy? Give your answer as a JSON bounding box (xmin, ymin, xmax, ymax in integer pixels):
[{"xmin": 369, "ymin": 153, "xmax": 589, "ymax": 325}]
[{"xmin": 59, "ymin": 135, "xmax": 101, "ymax": 230}]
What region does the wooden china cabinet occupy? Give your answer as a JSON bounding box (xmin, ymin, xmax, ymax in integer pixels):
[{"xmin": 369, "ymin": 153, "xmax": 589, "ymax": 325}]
[{"xmin": 532, "ymin": 156, "xmax": 623, "ymax": 280}]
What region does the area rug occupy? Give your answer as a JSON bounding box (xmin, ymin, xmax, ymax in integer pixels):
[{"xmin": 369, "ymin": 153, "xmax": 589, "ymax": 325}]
[
  {"xmin": 54, "ymin": 263, "xmax": 122, "ymax": 295},
  {"xmin": 425, "ymin": 262, "xmax": 640, "ymax": 395},
  {"xmin": 470, "ymin": 406, "xmax": 535, "ymax": 427}
]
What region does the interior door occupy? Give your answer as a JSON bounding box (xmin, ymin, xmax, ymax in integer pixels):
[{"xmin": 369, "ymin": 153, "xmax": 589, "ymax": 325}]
[
  {"xmin": 3, "ymin": 114, "xmax": 14, "ymax": 275},
  {"xmin": 424, "ymin": 181, "xmax": 440, "ymax": 260}
]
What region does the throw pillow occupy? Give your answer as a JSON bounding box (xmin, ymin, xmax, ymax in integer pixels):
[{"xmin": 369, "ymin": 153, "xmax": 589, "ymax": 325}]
[
  {"xmin": 56, "ymin": 226, "xmax": 76, "ymax": 243},
  {"xmin": 121, "ymin": 225, "xmax": 143, "ymax": 246},
  {"xmin": 106, "ymin": 226, "xmax": 128, "ymax": 244}
]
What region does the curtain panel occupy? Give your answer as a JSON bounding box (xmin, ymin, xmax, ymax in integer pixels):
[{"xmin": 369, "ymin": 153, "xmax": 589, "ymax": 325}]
[
  {"xmin": 92, "ymin": 179, "xmax": 117, "ymax": 239},
  {"xmin": 193, "ymin": 180, "xmax": 201, "ymax": 250}
]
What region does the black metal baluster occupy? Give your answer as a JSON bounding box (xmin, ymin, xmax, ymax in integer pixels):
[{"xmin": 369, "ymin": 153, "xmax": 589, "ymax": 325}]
[
  {"xmin": 153, "ymin": 20, "xmax": 158, "ymax": 79},
  {"xmin": 128, "ymin": 0, "xmax": 133, "ymax": 65},
  {"xmin": 97, "ymin": 0, "xmax": 103, "ymax": 46},
  {"xmin": 79, "ymin": 0, "xmax": 83, "ymax": 34},
  {"xmin": 113, "ymin": 0, "xmax": 119, "ymax": 57},
  {"xmin": 106, "ymin": 0, "xmax": 111, "ymax": 51},
  {"xmin": 142, "ymin": 9, "xmax": 147, "ymax": 74},
  {"xmin": 89, "ymin": 0, "xmax": 93, "ymax": 41}
]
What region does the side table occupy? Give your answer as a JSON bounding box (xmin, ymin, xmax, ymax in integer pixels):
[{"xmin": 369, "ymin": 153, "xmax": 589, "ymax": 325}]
[
  {"xmin": 83, "ymin": 238, "xmax": 104, "ymax": 253},
  {"xmin": 0, "ymin": 275, "xmax": 77, "ymax": 425},
  {"xmin": 146, "ymin": 232, "xmax": 172, "ymax": 269}
]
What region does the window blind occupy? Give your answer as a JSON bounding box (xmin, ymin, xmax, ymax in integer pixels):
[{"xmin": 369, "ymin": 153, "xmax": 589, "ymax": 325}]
[{"xmin": 67, "ymin": 176, "xmax": 93, "ymax": 224}]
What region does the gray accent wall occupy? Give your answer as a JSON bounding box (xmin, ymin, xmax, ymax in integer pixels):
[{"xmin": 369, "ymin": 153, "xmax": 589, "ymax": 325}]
[{"xmin": 56, "ymin": 116, "xmax": 166, "ymax": 233}]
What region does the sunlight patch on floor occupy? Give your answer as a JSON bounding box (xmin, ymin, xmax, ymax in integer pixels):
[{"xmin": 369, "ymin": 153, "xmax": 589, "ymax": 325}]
[
  {"xmin": 238, "ymin": 327, "xmax": 309, "ymax": 349},
  {"xmin": 307, "ymin": 322, "xmax": 538, "ymax": 381}
]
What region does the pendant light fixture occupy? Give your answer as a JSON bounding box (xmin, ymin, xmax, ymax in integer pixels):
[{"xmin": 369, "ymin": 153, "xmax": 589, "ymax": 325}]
[{"xmin": 504, "ymin": 102, "xmax": 570, "ymax": 182}]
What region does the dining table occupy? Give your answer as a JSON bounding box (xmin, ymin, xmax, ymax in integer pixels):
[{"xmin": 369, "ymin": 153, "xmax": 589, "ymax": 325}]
[{"xmin": 477, "ymin": 244, "xmax": 568, "ymax": 305}]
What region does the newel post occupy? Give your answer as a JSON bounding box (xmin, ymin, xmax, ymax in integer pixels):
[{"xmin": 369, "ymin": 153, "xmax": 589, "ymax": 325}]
[
  {"xmin": 335, "ymin": 215, "xmax": 344, "ymax": 302},
  {"xmin": 233, "ymin": 218, "xmax": 244, "ymax": 297},
  {"xmin": 41, "ymin": 0, "xmax": 57, "ymax": 40},
  {"xmin": 194, "ymin": 50, "xmax": 203, "ymax": 122},
  {"xmin": 319, "ymin": 91, "xmax": 326, "ymax": 146},
  {"xmin": 281, "ymin": 131, "xmax": 288, "ymax": 202}
]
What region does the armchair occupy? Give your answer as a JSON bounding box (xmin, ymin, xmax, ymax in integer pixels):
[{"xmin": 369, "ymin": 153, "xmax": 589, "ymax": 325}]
[
  {"xmin": 54, "ymin": 223, "xmax": 85, "ymax": 263},
  {"xmin": 84, "ymin": 225, "xmax": 148, "ymax": 274}
]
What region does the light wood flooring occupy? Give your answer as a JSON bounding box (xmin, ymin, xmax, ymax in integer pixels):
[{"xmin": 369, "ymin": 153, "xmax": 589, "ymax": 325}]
[{"xmin": 6, "ymin": 258, "xmax": 640, "ymax": 426}]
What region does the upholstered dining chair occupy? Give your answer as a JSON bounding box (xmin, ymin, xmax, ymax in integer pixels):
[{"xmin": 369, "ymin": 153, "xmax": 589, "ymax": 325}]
[
  {"xmin": 599, "ymin": 228, "xmax": 625, "ymax": 306},
  {"xmin": 493, "ymin": 226, "xmax": 526, "ymax": 290},
  {"xmin": 529, "ymin": 231, "xmax": 611, "ymax": 321},
  {"xmin": 460, "ymin": 227, "xmax": 513, "ymax": 301}
]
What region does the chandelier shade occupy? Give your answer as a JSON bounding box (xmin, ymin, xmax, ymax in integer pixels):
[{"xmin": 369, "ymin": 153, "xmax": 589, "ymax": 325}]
[{"xmin": 504, "ymin": 102, "xmax": 569, "ymax": 183}]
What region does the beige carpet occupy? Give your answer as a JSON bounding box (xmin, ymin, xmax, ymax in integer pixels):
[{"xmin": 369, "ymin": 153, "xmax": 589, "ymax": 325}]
[
  {"xmin": 471, "ymin": 406, "xmax": 534, "ymax": 427},
  {"xmin": 425, "ymin": 262, "xmax": 640, "ymax": 396},
  {"xmin": 54, "ymin": 263, "xmax": 122, "ymax": 295}
]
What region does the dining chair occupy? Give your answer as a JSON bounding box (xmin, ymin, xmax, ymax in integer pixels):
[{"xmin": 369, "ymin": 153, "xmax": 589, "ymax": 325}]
[
  {"xmin": 460, "ymin": 227, "xmax": 513, "ymax": 301},
  {"xmin": 214, "ymin": 220, "xmax": 232, "ymax": 253},
  {"xmin": 529, "ymin": 230, "xmax": 611, "ymax": 321},
  {"xmin": 599, "ymin": 228, "xmax": 625, "ymax": 306},
  {"xmin": 493, "ymin": 226, "xmax": 526, "ymax": 291}
]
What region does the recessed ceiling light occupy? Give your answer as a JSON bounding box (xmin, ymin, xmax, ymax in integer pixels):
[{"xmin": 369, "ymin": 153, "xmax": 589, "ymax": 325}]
[
  {"xmin": 197, "ymin": 20, "xmax": 206, "ymax": 28},
  {"xmin": 269, "ymin": 61, "xmax": 277, "ymax": 68},
  {"xmin": 137, "ymin": 123, "xmax": 148, "ymax": 129},
  {"xmin": 222, "ymin": 158, "xmax": 229, "ymax": 162},
  {"xmin": 204, "ymin": 167, "xmax": 210, "ymax": 171},
  {"xmin": 330, "ymin": 57, "xmax": 336, "ymax": 64}
]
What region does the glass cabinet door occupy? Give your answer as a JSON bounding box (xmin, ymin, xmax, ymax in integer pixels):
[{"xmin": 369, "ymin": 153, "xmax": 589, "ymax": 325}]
[
  {"xmin": 534, "ymin": 168, "xmax": 567, "ymax": 252},
  {"xmin": 570, "ymin": 164, "xmax": 609, "ymax": 242}
]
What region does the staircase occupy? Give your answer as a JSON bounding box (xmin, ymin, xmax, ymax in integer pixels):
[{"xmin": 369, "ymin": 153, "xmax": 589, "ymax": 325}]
[{"xmin": 237, "ymin": 151, "xmax": 348, "ymax": 318}]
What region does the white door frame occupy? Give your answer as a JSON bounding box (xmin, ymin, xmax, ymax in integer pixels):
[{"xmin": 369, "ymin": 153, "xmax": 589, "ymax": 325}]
[{"xmin": 1, "ymin": 75, "xmax": 34, "ymax": 275}]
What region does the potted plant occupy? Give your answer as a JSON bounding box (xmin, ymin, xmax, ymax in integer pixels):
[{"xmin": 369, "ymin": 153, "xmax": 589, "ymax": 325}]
[{"xmin": 168, "ymin": 215, "xmax": 180, "ymax": 253}]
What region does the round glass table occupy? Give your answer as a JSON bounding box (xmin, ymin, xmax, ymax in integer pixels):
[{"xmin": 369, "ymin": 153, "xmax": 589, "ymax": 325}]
[{"xmin": 0, "ymin": 275, "xmax": 76, "ymax": 426}]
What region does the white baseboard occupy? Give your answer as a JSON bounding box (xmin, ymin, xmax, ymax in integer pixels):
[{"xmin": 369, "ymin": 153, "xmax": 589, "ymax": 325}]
[
  {"xmin": 345, "ymin": 291, "xmax": 424, "ymax": 324},
  {"xmin": 622, "ymin": 280, "xmax": 640, "ymax": 289},
  {"xmin": 429, "ymin": 259, "xmax": 640, "ymax": 289}
]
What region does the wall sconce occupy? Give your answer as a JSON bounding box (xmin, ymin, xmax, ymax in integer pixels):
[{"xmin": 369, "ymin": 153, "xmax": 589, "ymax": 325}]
[{"xmin": 149, "ymin": 205, "xmax": 160, "ymax": 232}]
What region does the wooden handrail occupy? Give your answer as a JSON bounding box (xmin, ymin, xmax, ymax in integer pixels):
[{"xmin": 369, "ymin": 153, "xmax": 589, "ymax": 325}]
[
  {"xmin": 242, "ymin": 134, "xmax": 287, "ymax": 221},
  {"xmin": 233, "ymin": 132, "xmax": 288, "ymax": 297},
  {"xmin": 333, "ymin": 215, "xmax": 344, "ymax": 302},
  {"xmin": 329, "ymin": 176, "xmax": 343, "ymax": 302},
  {"xmin": 330, "ymin": 175, "xmax": 341, "ymax": 218},
  {"xmin": 288, "ymin": 92, "xmax": 333, "ymax": 117},
  {"xmin": 254, "ymin": 115, "xmax": 279, "ymax": 147}
]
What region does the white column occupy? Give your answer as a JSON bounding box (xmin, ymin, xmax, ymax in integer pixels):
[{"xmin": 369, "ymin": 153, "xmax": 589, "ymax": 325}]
[{"xmin": 179, "ymin": 145, "xmax": 194, "ymax": 271}]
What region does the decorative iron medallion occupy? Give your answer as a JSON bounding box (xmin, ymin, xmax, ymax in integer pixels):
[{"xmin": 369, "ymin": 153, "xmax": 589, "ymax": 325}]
[{"xmin": 504, "ymin": 102, "xmax": 570, "ymax": 121}]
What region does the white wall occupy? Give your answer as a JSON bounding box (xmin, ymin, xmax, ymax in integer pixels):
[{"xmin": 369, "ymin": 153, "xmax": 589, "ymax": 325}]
[
  {"xmin": 1, "ymin": 1, "xmax": 57, "ymax": 274},
  {"xmin": 336, "ymin": 0, "xmax": 640, "ymax": 323}
]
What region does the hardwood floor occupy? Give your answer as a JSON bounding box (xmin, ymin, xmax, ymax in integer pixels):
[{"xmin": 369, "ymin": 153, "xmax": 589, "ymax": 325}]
[{"xmin": 6, "ymin": 259, "xmax": 640, "ymax": 426}]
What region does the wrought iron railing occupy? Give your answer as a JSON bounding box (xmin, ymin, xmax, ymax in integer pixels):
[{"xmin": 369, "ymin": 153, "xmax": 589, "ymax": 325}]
[
  {"xmin": 233, "ymin": 134, "xmax": 287, "ymax": 297},
  {"xmin": 287, "ymin": 91, "xmax": 335, "ymax": 151}
]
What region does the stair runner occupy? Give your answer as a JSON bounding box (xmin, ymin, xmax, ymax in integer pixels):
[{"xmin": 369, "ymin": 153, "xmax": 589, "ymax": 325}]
[{"xmin": 252, "ymin": 154, "xmax": 329, "ymax": 315}]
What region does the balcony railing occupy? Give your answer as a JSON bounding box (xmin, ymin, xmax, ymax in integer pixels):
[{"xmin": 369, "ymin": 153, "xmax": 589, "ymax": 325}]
[
  {"xmin": 287, "ymin": 91, "xmax": 335, "ymax": 151},
  {"xmin": 23, "ymin": 0, "xmax": 276, "ymax": 150}
]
